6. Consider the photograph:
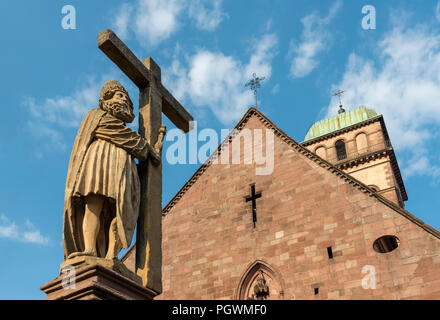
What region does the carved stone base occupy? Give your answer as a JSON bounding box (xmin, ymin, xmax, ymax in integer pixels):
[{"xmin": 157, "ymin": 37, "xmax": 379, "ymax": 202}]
[{"xmin": 40, "ymin": 257, "xmax": 157, "ymax": 300}]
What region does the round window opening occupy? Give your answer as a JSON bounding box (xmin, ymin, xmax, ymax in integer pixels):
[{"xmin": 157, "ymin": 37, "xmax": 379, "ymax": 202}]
[{"xmin": 373, "ymin": 235, "xmax": 400, "ymax": 253}]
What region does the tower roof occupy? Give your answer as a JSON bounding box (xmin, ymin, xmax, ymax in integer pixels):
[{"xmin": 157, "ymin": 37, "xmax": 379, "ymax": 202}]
[{"xmin": 304, "ymin": 106, "xmax": 378, "ymax": 142}]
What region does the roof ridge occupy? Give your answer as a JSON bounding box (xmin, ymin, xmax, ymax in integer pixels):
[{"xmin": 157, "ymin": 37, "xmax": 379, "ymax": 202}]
[{"xmin": 161, "ymin": 107, "xmax": 440, "ymax": 240}]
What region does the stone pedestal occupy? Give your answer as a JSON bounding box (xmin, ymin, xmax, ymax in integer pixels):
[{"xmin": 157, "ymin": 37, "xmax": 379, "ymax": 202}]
[{"xmin": 40, "ymin": 257, "xmax": 158, "ymax": 300}]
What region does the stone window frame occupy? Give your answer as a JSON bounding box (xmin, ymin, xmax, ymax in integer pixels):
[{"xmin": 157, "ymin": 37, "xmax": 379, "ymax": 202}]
[
  {"xmin": 373, "ymin": 235, "xmax": 400, "ymax": 253},
  {"xmin": 354, "ymin": 131, "xmax": 369, "ymax": 154},
  {"xmin": 314, "ymin": 145, "xmax": 327, "ymax": 160},
  {"xmin": 335, "ymin": 139, "xmax": 347, "ymax": 161}
]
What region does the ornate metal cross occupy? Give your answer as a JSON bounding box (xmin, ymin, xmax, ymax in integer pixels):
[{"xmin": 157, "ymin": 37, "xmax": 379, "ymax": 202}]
[
  {"xmin": 333, "ymin": 89, "xmax": 345, "ymax": 105},
  {"xmin": 245, "ymin": 184, "xmax": 262, "ymax": 228},
  {"xmin": 98, "ymin": 29, "xmax": 193, "ymax": 293},
  {"xmin": 245, "ymin": 73, "xmax": 265, "ymax": 109},
  {"xmin": 333, "ymin": 89, "xmax": 346, "ymax": 114}
]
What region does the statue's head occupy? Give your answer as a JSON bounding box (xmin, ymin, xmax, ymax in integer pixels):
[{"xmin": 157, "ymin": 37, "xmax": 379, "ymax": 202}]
[{"xmin": 99, "ymin": 80, "xmax": 135, "ymax": 123}]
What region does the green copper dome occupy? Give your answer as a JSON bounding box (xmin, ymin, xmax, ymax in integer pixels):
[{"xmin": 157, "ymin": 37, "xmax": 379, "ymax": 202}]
[{"xmin": 304, "ymin": 107, "xmax": 379, "ymax": 142}]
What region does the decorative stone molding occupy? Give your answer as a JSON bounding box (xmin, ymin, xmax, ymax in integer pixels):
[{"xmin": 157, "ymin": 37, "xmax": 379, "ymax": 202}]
[{"xmin": 236, "ymin": 260, "xmax": 285, "ymax": 300}]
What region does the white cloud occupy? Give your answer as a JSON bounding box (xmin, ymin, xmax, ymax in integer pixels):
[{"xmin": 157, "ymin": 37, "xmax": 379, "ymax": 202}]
[
  {"xmin": 26, "ymin": 120, "xmax": 67, "ymax": 151},
  {"xmin": 404, "ymin": 156, "xmax": 440, "ymax": 180},
  {"xmin": 114, "ymin": 3, "xmax": 133, "ymax": 40},
  {"xmin": 134, "ymin": 0, "xmax": 184, "ymax": 46},
  {"xmin": 0, "ymin": 214, "xmax": 19, "ymax": 239},
  {"xmin": 24, "ymin": 77, "xmax": 102, "ymax": 128},
  {"xmin": 245, "ymin": 34, "xmax": 279, "ymax": 79},
  {"xmin": 22, "ymin": 75, "xmax": 120, "ymax": 155},
  {"xmin": 164, "ymin": 34, "xmax": 278, "ymax": 124},
  {"xmin": 436, "ymin": 1, "xmax": 440, "ymax": 23},
  {"xmin": 288, "ymin": 0, "xmax": 342, "ymax": 78},
  {"xmin": 326, "ymin": 23, "xmax": 440, "ymax": 181},
  {"xmin": 0, "ymin": 214, "xmax": 49, "ymax": 245},
  {"xmin": 265, "ymin": 19, "xmax": 273, "ymax": 31},
  {"xmin": 113, "ymin": 0, "xmax": 227, "ymax": 47},
  {"xmin": 271, "ymin": 84, "xmax": 280, "ymax": 95},
  {"xmin": 188, "ymin": 0, "xmax": 228, "ymax": 31}
]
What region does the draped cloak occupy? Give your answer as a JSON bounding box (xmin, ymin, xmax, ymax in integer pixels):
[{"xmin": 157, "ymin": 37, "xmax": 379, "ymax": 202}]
[{"xmin": 62, "ymin": 108, "xmax": 148, "ymax": 259}]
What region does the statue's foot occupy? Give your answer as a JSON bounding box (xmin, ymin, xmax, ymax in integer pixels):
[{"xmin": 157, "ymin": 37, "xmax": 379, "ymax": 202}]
[{"xmin": 67, "ymin": 250, "xmax": 97, "ymax": 259}]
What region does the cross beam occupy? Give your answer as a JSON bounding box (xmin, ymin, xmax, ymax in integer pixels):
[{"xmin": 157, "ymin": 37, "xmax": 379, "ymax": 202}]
[
  {"xmin": 98, "ymin": 29, "xmax": 193, "ymax": 132},
  {"xmin": 98, "ymin": 29, "xmax": 193, "ymax": 293},
  {"xmin": 333, "ymin": 89, "xmax": 345, "ymax": 106}
]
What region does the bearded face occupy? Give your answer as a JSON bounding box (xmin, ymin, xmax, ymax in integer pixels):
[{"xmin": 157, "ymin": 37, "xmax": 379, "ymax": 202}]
[{"xmin": 102, "ymin": 90, "xmax": 135, "ymax": 123}]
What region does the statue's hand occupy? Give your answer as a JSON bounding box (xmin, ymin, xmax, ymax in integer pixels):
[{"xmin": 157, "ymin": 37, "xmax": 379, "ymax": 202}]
[
  {"xmin": 149, "ymin": 125, "xmax": 166, "ymax": 167},
  {"xmin": 154, "ymin": 125, "xmax": 166, "ymax": 153}
]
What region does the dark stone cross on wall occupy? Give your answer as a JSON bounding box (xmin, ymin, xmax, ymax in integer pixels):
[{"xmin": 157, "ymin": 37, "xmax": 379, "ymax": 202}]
[{"xmin": 245, "ymin": 184, "xmax": 262, "ymax": 228}]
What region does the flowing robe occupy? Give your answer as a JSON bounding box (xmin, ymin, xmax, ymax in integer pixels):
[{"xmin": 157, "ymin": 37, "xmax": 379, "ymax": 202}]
[{"xmin": 63, "ymin": 108, "xmax": 148, "ymax": 259}]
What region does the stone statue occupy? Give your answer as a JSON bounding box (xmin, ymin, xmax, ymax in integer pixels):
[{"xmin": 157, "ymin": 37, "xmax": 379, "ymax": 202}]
[{"xmin": 62, "ymin": 80, "xmax": 166, "ymax": 261}]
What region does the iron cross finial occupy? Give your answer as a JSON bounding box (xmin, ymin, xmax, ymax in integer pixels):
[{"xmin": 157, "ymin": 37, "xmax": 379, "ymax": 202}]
[
  {"xmin": 333, "ymin": 89, "xmax": 345, "ymax": 105},
  {"xmin": 333, "ymin": 89, "xmax": 346, "ymax": 114},
  {"xmin": 245, "ymin": 73, "xmax": 266, "ymax": 109}
]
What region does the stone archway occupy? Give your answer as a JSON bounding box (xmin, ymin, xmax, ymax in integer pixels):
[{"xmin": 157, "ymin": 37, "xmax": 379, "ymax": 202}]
[{"xmin": 236, "ymin": 260, "xmax": 284, "ymax": 300}]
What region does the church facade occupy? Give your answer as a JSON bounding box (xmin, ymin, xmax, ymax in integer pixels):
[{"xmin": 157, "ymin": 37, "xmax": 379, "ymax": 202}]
[{"xmin": 123, "ymin": 107, "xmax": 440, "ymax": 299}]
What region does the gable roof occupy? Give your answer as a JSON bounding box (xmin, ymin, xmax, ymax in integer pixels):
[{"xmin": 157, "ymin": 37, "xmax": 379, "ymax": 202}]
[{"xmin": 161, "ymin": 107, "xmax": 440, "ymax": 240}]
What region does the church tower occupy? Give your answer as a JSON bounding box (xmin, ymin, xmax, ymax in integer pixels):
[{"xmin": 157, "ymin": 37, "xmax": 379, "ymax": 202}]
[{"xmin": 301, "ymin": 106, "xmax": 407, "ymax": 208}]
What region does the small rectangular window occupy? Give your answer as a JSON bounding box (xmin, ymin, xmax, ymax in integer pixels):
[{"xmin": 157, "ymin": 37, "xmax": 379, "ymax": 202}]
[
  {"xmin": 314, "ymin": 288, "xmax": 319, "ymax": 295},
  {"xmin": 327, "ymin": 247, "xmax": 333, "ymax": 259}
]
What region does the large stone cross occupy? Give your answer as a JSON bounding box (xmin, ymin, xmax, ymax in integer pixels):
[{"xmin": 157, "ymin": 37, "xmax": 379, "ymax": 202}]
[{"xmin": 98, "ymin": 29, "xmax": 193, "ymax": 293}]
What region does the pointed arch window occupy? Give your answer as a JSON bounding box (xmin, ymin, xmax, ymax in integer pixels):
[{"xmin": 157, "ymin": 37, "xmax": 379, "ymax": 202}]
[
  {"xmin": 236, "ymin": 261, "xmax": 284, "ymax": 300},
  {"xmin": 335, "ymin": 140, "xmax": 347, "ymax": 161}
]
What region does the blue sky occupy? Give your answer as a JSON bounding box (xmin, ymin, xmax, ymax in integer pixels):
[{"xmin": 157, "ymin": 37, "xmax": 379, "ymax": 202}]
[{"xmin": 1, "ymin": 0, "xmax": 440, "ymax": 299}]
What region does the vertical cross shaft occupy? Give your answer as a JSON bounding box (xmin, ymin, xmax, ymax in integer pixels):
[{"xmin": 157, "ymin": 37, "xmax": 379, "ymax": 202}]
[
  {"xmin": 333, "ymin": 89, "xmax": 345, "ymax": 105},
  {"xmin": 246, "ymin": 184, "xmax": 262, "ymax": 228},
  {"xmin": 137, "ymin": 58, "xmax": 163, "ymax": 293},
  {"xmin": 333, "ymin": 89, "xmax": 346, "ymax": 114}
]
